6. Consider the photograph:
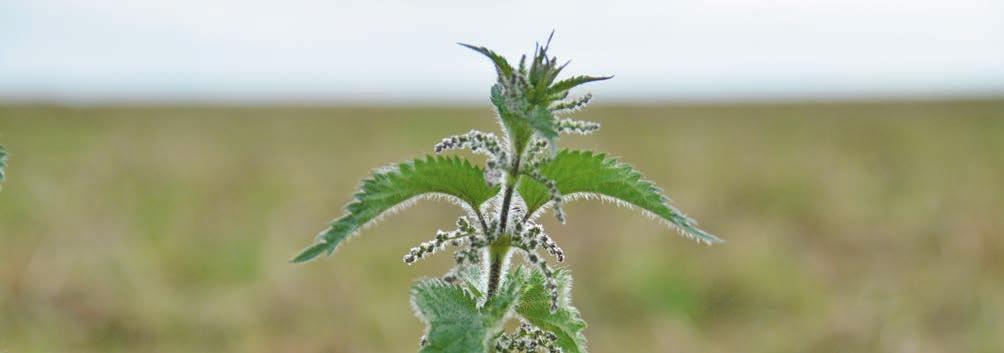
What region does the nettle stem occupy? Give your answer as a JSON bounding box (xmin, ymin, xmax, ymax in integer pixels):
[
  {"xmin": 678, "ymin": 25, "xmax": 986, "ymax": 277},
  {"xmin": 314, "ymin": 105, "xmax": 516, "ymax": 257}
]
[
  {"xmin": 485, "ymin": 239, "xmax": 512, "ymax": 298},
  {"xmin": 486, "ymin": 146, "xmax": 523, "ymax": 298}
]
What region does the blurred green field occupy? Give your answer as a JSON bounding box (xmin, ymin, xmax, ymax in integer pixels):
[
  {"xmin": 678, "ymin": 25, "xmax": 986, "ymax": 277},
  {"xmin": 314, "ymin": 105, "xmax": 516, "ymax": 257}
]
[{"xmin": 1, "ymin": 100, "xmax": 1003, "ymax": 353}]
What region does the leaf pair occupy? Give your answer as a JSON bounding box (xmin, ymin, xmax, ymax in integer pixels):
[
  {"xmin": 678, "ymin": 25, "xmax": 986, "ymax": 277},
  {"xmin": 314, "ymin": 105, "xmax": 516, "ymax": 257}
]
[
  {"xmin": 292, "ymin": 149, "xmax": 720, "ymax": 263},
  {"xmin": 412, "ymin": 267, "xmax": 586, "ymax": 353}
]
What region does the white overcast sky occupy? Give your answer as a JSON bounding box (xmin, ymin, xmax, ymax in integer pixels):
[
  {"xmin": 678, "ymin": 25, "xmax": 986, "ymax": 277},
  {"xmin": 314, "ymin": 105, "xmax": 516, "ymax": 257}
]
[{"xmin": 1, "ymin": 0, "xmax": 1003, "ymax": 103}]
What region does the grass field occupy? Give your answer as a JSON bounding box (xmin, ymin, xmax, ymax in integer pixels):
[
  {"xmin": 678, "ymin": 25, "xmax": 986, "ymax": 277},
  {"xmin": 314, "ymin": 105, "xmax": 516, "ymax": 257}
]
[{"xmin": 1, "ymin": 100, "xmax": 1003, "ymax": 353}]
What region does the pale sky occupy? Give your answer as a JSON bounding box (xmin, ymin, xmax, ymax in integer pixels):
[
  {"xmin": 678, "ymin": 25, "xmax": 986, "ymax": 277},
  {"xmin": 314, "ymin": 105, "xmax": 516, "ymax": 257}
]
[{"xmin": 2, "ymin": 0, "xmax": 1003, "ymax": 103}]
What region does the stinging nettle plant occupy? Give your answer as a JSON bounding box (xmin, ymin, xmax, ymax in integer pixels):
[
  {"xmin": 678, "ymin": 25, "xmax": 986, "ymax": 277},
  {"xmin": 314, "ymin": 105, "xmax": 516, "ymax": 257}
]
[{"xmin": 292, "ymin": 33, "xmax": 722, "ymax": 353}]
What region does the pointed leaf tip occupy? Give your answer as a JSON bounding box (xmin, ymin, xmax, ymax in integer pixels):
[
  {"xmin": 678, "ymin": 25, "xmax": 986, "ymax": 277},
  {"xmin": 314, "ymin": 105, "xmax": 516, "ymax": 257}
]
[
  {"xmin": 459, "ymin": 43, "xmax": 514, "ymax": 78},
  {"xmin": 549, "ymin": 75, "xmax": 613, "ymax": 95},
  {"xmin": 291, "ymin": 242, "xmax": 330, "ymax": 263}
]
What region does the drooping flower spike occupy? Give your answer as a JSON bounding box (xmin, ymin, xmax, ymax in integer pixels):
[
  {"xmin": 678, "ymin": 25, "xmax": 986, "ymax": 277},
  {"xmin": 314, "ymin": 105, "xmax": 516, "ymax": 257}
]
[{"xmin": 434, "ymin": 130, "xmax": 510, "ymax": 186}]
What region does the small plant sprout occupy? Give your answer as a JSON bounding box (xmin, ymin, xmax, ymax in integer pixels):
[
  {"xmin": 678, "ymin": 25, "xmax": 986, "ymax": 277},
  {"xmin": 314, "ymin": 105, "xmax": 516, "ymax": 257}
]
[{"xmin": 292, "ymin": 33, "xmax": 722, "ymax": 353}]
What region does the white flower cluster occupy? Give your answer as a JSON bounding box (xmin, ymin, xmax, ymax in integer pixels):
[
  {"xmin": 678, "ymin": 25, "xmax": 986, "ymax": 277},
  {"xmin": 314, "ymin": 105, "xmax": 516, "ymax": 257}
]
[
  {"xmin": 512, "ymin": 221, "xmax": 564, "ymax": 312},
  {"xmin": 551, "ymin": 93, "xmax": 592, "ymax": 114},
  {"xmin": 518, "ymin": 223, "xmax": 565, "ymax": 262},
  {"xmin": 403, "ymin": 216, "xmax": 480, "ymax": 265},
  {"xmin": 523, "ymin": 138, "xmax": 552, "ymax": 166},
  {"xmin": 526, "ymin": 170, "xmax": 565, "ymax": 224},
  {"xmin": 556, "ymin": 118, "xmax": 600, "ymax": 135},
  {"xmin": 494, "ymin": 69, "xmax": 533, "ymax": 112},
  {"xmin": 495, "ymin": 321, "xmax": 562, "ymax": 353},
  {"xmin": 434, "ymin": 129, "xmax": 510, "ymax": 186},
  {"xmin": 522, "ymin": 138, "xmax": 565, "ymax": 224}
]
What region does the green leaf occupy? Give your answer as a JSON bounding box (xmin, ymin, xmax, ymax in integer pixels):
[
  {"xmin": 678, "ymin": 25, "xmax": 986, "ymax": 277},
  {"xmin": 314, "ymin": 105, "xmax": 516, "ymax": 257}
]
[
  {"xmin": 290, "ymin": 242, "xmax": 328, "ymax": 263},
  {"xmin": 292, "ymin": 155, "xmax": 500, "ymax": 263},
  {"xmin": 516, "ymin": 268, "xmax": 588, "ymax": 353},
  {"xmin": 454, "ymin": 265, "xmax": 486, "ymax": 299},
  {"xmin": 413, "ymin": 268, "xmax": 527, "ymax": 353},
  {"xmin": 490, "ymin": 84, "xmax": 533, "ymax": 153},
  {"xmin": 412, "ymin": 279, "xmax": 487, "ymax": 353},
  {"xmin": 526, "ymin": 105, "xmax": 558, "ymax": 140},
  {"xmin": 518, "ymin": 150, "xmax": 722, "ymax": 244},
  {"xmin": 489, "ymin": 85, "xmax": 557, "ymax": 148},
  {"xmin": 459, "ymin": 43, "xmax": 514, "ymax": 79},
  {"xmin": 0, "ymin": 145, "xmax": 6, "ymax": 188},
  {"xmin": 549, "ymin": 75, "xmax": 613, "ymax": 96}
]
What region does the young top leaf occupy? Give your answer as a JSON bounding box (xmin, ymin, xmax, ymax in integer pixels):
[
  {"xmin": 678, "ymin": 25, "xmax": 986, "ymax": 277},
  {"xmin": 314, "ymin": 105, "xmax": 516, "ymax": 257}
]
[
  {"xmin": 488, "ymin": 83, "xmax": 536, "ymax": 154},
  {"xmin": 548, "ymin": 75, "xmax": 612, "ymax": 97},
  {"xmin": 464, "ymin": 33, "xmax": 610, "ymax": 152},
  {"xmin": 292, "ymin": 155, "xmax": 499, "ymax": 263},
  {"xmin": 458, "ymin": 43, "xmax": 514, "ymax": 79},
  {"xmin": 518, "ymin": 150, "xmax": 722, "ymax": 244},
  {"xmin": 525, "ymin": 105, "xmax": 559, "ymax": 140}
]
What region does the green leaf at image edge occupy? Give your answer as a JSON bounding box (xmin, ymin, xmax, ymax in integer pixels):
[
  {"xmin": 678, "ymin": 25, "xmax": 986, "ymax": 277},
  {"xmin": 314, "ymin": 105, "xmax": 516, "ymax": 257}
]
[{"xmin": 0, "ymin": 145, "xmax": 7, "ymax": 188}]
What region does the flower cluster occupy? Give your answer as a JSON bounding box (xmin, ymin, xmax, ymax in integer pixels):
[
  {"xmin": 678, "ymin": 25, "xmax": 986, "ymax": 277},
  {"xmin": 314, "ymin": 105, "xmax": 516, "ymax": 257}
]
[
  {"xmin": 525, "ymin": 170, "xmax": 565, "ymax": 224},
  {"xmin": 434, "ymin": 130, "xmax": 510, "ymax": 186},
  {"xmin": 495, "ymin": 321, "xmax": 562, "ymax": 353},
  {"xmin": 556, "ymin": 118, "xmax": 600, "ymax": 135},
  {"xmin": 493, "ymin": 69, "xmax": 533, "ymax": 114},
  {"xmin": 551, "ymin": 93, "xmax": 592, "ymax": 114},
  {"xmin": 523, "ymin": 138, "xmax": 552, "ymax": 166},
  {"xmin": 403, "ymin": 216, "xmax": 479, "ymax": 265},
  {"xmin": 512, "ymin": 221, "xmax": 564, "ymax": 312},
  {"xmin": 521, "ymin": 138, "xmax": 566, "ymax": 224}
]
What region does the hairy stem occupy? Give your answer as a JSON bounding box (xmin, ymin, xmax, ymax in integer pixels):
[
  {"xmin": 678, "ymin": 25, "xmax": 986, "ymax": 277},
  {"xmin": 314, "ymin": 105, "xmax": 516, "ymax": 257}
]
[
  {"xmin": 485, "ymin": 241, "xmax": 511, "ymax": 299},
  {"xmin": 486, "ymin": 147, "xmax": 523, "ymax": 299},
  {"xmin": 486, "ymin": 189, "xmax": 515, "ymax": 297}
]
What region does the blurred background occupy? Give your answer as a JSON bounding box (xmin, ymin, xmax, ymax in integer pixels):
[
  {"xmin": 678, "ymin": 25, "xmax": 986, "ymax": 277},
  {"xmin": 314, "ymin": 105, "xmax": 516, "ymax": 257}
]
[{"xmin": 1, "ymin": 1, "xmax": 1003, "ymax": 353}]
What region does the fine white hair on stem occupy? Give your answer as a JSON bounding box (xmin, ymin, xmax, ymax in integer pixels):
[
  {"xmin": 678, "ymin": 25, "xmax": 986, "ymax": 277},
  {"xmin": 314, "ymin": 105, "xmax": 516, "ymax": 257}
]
[
  {"xmin": 491, "ymin": 110, "xmax": 516, "ymax": 160},
  {"xmin": 506, "ymin": 193, "xmax": 529, "ymax": 224},
  {"xmin": 480, "ymin": 193, "xmax": 504, "ymax": 219}
]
